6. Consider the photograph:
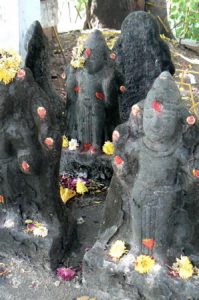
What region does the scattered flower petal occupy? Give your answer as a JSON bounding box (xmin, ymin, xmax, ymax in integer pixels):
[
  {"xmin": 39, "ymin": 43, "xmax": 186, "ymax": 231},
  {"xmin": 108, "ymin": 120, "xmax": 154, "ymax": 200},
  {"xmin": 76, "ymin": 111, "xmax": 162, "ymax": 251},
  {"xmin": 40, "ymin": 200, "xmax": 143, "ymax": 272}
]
[
  {"xmin": 76, "ymin": 179, "xmax": 88, "ymax": 195},
  {"xmin": 112, "ymin": 130, "xmax": 120, "ymax": 142},
  {"xmin": 21, "ymin": 161, "xmax": 30, "ymax": 173},
  {"xmin": 109, "ymin": 240, "xmax": 128, "ymax": 261},
  {"xmin": 192, "ymin": 169, "xmax": 199, "ymax": 178},
  {"xmin": 102, "ymin": 141, "xmax": 115, "ymax": 155},
  {"xmin": 134, "ymin": 255, "xmax": 155, "ymax": 274},
  {"xmin": 33, "ymin": 226, "xmax": 48, "ymax": 238},
  {"xmin": 62, "ymin": 136, "xmax": 69, "ymax": 148},
  {"xmin": 69, "ymin": 139, "xmax": 79, "ymax": 151},
  {"xmin": 172, "ymin": 256, "xmax": 193, "ymax": 280},
  {"xmin": 60, "ymin": 186, "xmax": 76, "ymax": 203},
  {"xmin": 119, "ymin": 85, "xmax": 126, "ymax": 93},
  {"xmin": 56, "ymin": 267, "xmax": 76, "ymax": 281},
  {"xmin": 131, "ymin": 104, "xmax": 141, "ymax": 116},
  {"xmin": 110, "ymin": 52, "xmax": 117, "ymax": 60},
  {"xmin": 17, "ymin": 69, "xmax": 26, "ymax": 80},
  {"xmin": 114, "ymin": 155, "xmax": 124, "ymax": 166},
  {"xmin": 44, "ymin": 137, "xmax": 54, "ymax": 148}
]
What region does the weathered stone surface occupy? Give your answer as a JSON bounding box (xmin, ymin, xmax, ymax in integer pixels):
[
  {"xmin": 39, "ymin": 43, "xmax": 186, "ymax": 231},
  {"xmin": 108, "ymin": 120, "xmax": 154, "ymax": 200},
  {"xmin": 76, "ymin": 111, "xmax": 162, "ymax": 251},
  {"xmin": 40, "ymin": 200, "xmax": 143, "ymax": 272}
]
[
  {"xmin": 114, "ymin": 11, "xmax": 175, "ymax": 121},
  {"xmin": 0, "ymin": 66, "xmax": 74, "ymax": 270},
  {"xmin": 83, "ymin": 71, "xmax": 199, "ymax": 298}
]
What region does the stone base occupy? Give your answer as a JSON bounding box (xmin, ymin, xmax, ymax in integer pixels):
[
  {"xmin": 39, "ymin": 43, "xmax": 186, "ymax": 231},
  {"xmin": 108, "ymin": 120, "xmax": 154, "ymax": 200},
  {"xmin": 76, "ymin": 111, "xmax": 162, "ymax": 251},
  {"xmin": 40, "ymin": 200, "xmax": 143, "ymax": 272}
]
[
  {"xmin": 60, "ymin": 149, "xmax": 113, "ymax": 183},
  {"xmin": 83, "ymin": 241, "xmax": 199, "ymax": 300}
]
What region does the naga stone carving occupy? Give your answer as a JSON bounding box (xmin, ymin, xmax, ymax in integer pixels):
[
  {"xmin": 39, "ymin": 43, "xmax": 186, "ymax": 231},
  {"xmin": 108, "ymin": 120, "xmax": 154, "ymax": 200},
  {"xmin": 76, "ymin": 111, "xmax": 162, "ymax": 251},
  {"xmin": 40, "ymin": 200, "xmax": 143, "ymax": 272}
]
[
  {"xmin": 0, "ymin": 50, "xmax": 73, "ymax": 270},
  {"xmin": 65, "ymin": 30, "xmax": 121, "ymax": 152},
  {"xmin": 83, "ymin": 72, "xmax": 199, "ymax": 299},
  {"xmin": 113, "ymin": 11, "xmax": 175, "ymax": 121}
]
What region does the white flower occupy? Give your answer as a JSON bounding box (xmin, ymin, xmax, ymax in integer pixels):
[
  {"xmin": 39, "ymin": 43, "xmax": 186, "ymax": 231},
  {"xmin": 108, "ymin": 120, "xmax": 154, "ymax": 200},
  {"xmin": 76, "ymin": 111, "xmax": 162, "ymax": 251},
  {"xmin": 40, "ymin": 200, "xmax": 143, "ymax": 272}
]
[
  {"xmin": 68, "ymin": 139, "xmax": 79, "ymax": 151},
  {"xmin": 33, "ymin": 225, "xmax": 48, "ymax": 237}
]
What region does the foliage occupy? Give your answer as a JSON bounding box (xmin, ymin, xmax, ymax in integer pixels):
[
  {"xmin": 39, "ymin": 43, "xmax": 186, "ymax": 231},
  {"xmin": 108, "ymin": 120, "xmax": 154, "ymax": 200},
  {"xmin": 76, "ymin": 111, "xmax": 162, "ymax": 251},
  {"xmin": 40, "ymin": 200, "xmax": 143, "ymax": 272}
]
[{"xmin": 168, "ymin": 0, "xmax": 199, "ymax": 40}]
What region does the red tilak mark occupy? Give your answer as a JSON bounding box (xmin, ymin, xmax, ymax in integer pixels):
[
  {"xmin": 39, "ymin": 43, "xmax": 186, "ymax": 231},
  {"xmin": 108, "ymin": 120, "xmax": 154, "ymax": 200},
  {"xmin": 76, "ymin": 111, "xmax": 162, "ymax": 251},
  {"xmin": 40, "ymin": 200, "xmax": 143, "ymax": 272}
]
[
  {"xmin": 21, "ymin": 161, "xmax": 30, "ymax": 172},
  {"xmin": 142, "ymin": 239, "xmax": 156, "ymax": 250},
  {"xmin": 114, "ymin": 155, "xmax": 124, "ymax": 166},
  {"xmin": 85, "ymin": 48, "xmax": 91, "ymax": 58},
  {"xmin": 44, "ymin": 137, "xmax": 54, "ymax": 147},
  {"xmin": 83, "ymin": 143, "xmax": 92, "ymax": 151},
  {"xmin": 192, "ymin": 169, "xmax": 199, "ymax": 178},
  {"xmin": 110, "ymin": 52, "xmax": 117, "ymax": 60},
  {"xmin": 186, "ymin": 115, "xmax": 196, "ymax": 125},
  {"xmin": 74, "ymin": 86, "xmax": 80, "ymax": 93},
  {"xmin": 152, "ymin": 100, "xmax": 163, "ymax": 113},
  {"xmin": 95, "ymin": 92, "xmax": 105, "ymax": 100},
  {"xmin": 119, "ymin": 85, "xmax": 126, "ymax": 93},
  {"xmin": 37, "ymin": 106, "xmax": 47, "ymax": 119},
  {"xmin": 0, "ymin": 195, "xmax": 4, "ymax": 204}
]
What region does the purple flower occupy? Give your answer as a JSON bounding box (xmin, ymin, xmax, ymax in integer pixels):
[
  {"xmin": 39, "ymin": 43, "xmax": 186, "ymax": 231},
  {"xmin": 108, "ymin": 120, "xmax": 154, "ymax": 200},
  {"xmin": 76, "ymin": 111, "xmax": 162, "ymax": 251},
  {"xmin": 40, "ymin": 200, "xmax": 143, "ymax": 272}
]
[{"xmin": 56, "ymin": 267, "xmax": 76, "ymax": 281}]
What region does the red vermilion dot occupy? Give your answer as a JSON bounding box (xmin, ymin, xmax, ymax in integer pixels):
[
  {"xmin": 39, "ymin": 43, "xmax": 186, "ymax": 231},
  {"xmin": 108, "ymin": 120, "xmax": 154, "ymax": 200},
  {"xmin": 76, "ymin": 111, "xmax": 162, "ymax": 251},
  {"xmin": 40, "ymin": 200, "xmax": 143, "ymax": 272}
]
[
  {"xmin": 37, "ymin": 106, "xmax": 47, "ymax": 119},
  {"xmin": 89, "ymin": 146, "xmax": 97, "ymax": 154},
  {"xmin": 21, "ymin": 161, "xmax": 30, "ymax": 172},
  {"xmin": 114, "ymin": 155, "xmax": 124, "ymax": 166},
  {"xmin": 85, "ymin": 48, "xmax": 91, "ymax": 58},
  {"xmin": 110, "ymin": 52, "xmax": 117, "ymax": 60},
  {"xmin": 186, "ymin": 115, "xmax": 196, "ymax": 125},
  {"xmin": 83, "ymin": 143, "xmax": 92, "ymax": 151},
  {"xmin": 192, "ymin": 169, "xmax": 199, "ymax": 178},
  {"xmin": 120, "ymin": 86, "xmax": 126, "ymax": 93},
  {"xmin": 142, "ymin": 239, "xmax": 156, "ymax": 250},
  {"xmin": 17, "ymin": 69, "xmax": 26, "ymax": 80},
  {"xmin": 152, "ymin": 100, "xmax": 163, "ymax": 113},
  {"xmin": 95, "ymin": 92, "xmax": 105, "ymax": 100},
  {"xmin": 44, "ymin": 137, "xmax": 54, "ymax": 147},
  {"xmin": 74, "ymin": 86, "xmax": 80, "ymax": 93},
  {"xmin": 0, "ymin": 195, "xmax": 4, "ymax": 203}
]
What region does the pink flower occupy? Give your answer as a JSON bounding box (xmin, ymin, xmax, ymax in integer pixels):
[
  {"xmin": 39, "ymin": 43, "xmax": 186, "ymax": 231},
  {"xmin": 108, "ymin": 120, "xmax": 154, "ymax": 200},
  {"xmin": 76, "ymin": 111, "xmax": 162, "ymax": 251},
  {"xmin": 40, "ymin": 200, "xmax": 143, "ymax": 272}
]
[
  {"xmin": 17, "ymin": 69, "xmax": 26, "ymax": 80},
  {"xmin": 56, "ymin": 267, "xmax": 76, "ymax": 281},
  {"xmin": 119, "ymin": 85, "xmax": 126, "ymax": 93},
  {"xmin": 186, "ymin": 115, "xmax": 196, "ymax": 126}
]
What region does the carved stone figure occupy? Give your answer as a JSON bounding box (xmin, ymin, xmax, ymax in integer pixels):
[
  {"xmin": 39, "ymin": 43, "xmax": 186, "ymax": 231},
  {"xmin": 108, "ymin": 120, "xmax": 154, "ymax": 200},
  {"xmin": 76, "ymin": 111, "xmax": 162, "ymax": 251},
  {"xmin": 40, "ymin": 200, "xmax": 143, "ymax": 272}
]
[
  {"xmin": 83, "ymin": 72, "xmax": 199, "ymax": 299},
  {"xmin": 0, "ymin": 50, "xmax": 73, "ymax": 269},
  {"xmin": 65, "ymin": 30, "xmax": 121, "ymax": 152},
  {"xmin": 113, "ymin": 11, "xmax": 175, "ymax": 121}
]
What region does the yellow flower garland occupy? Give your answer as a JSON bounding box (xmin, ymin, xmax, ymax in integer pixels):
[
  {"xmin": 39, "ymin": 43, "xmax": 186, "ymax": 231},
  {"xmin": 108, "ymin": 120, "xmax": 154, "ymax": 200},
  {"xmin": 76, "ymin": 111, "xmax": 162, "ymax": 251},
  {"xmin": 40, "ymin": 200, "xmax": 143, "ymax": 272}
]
[{"xmin": 0, "ymin": 49, "xmax": 21, "ymax": 84}]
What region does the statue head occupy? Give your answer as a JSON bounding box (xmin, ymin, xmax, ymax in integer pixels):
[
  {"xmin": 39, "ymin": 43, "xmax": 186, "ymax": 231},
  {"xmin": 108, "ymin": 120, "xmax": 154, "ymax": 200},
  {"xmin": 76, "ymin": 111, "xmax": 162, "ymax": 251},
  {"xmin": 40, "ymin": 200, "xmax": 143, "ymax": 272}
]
[
  {"xmin": 84, "ymin": 30, "xmax": 109, "ymax": 74},
  {"xmin": 143, "ymin": 71, "xmax": 181, "ymax": 143}
]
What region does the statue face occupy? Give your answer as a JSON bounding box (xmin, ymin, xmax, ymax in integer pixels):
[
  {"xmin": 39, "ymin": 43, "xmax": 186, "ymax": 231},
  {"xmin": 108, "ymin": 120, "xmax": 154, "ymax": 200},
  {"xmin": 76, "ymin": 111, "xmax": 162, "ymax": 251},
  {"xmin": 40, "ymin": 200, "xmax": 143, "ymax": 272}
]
[
  {"xmin": 84, "ymin": 46, "xmax": 105, "ymax": 74},
  {"xmin": 143, "ymin": 100, "xmax": 177, "ymax": 142}
]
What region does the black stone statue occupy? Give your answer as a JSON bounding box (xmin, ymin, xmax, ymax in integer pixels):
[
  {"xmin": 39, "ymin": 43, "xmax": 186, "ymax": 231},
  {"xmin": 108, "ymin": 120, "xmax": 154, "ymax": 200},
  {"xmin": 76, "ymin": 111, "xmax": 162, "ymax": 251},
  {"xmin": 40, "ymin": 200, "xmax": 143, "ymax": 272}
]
[
  {"xmin": 65, "ymin": 30, "xmax": 121, "ymax": 152},
  {"xmin": 83, "ymin": 72, "xmax": 199, "ymax": 299},
  {"xmin": 113, "ymin": 11, "xmax": 175, "ymax": 121}
]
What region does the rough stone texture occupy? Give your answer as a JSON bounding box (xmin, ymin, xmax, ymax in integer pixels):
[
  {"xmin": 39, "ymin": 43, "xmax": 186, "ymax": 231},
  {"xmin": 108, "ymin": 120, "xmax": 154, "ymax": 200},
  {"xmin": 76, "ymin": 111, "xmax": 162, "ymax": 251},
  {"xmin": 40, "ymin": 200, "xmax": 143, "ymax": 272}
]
[
  {"xmin": 83, "ymin": 72, "xmax": 199, "ymax": 298},
  {"xmin": 0, "ymin": 67, "xmax": 74, "ymax": 270},
  {"xmin": 113, "ymin": 11, "xmax": 175, "ymax": 121},
  {"xmin": 25, "ymin": 21, "xmax": 65, "ymax": 131}
]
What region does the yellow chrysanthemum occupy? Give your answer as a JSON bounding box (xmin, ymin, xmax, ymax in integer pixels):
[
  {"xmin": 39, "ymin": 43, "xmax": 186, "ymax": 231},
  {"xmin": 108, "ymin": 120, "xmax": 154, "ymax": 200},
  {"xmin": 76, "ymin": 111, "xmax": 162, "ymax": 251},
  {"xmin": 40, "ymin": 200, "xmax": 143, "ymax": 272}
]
[
  {"xmin": 60, "ymin": 186, "xmax": 76, "ymax": 203},
  {"xmin": 102, "ymin": 141, "xmax": 115, "ymax": 155},
  {"xmin": 0, "ymin": 49, "xmax": 21, "ymax": 84},
  {"xmin": 76, "ymin": 179, "xmax": 88, "ymax": 195},
  {"xmin": 134, "ymin": 255, "xmax": 155, "ymax": 274},
  {"xmin": 71, "ymin": 37, "xmax": 86, "ymax": 69},
  {"xmin": 62, "ymin": 135, "xmax": 69, "ymax": 148},
  {"xmin": 109, "ymin": 240, "xmax": 128, "ymax": 261},
  {"xmin": 172, "ymin": 256, "xmax": 193, "ymax": 280}
]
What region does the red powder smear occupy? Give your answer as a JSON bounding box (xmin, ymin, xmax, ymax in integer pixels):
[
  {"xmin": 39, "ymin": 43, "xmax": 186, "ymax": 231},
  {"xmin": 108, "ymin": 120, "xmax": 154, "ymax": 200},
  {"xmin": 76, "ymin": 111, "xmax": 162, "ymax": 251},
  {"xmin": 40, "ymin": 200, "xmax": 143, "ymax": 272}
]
[
  {"xmin": 114, "ymin": 155, "xmax": 124, "ymax": 165},
  {"xmin": 74, "ymin": 86, "xmax": 81, "ymax": 93},
  {"xmin": 95, "ymin": 92, "xmax": 106, "ymax": 100},
  {"xmin": 192, "ymin": 169, "xmax": 199, "ymax": 178},
  {"xmin": 21, "ymin": 161, "xmax": 30, "ymax": 172},
  {"xmin": 142, "ymin": 239, "xmax": 156, "ymax": 250},
  {"xmin": 186, "ymin": 115, "xmax": 196, "ymax": 125},
  {"xmin": 85, "ymin": 48, "xmax": 91, "ymax": 58},
  {"xmin": 110, "ymin": 52, "xmax": 117, "ymax": 60},
  {"xmin": 0, "ymin": 195, "xmax": 4, "ymax": 204},
  {"xmin": 152, "ymin": 100, "xmax": 163, "ymax": 112},
  {"xmin": 83, "ymin": 143, "xmax": 92, "ymax": 151}
]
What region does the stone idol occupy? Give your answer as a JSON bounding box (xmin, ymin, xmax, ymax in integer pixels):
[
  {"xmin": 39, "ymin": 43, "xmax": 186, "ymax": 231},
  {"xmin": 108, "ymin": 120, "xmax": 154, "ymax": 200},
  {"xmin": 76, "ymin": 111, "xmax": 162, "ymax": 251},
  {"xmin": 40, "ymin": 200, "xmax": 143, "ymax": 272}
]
[
  {"xmin": 113, "ymin": 11, "xmax": 175, "ymax": 121},
  {"xmin": 61, "ymin": 30, "xmax": 123, "ymax": 181},
  {"xmin": 83, "ymin": 72, "xmax": 199, "ymax": 299},
  {"xmin": 0, "ymin": 47, "xmax": 73, "ymax": 269}
]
